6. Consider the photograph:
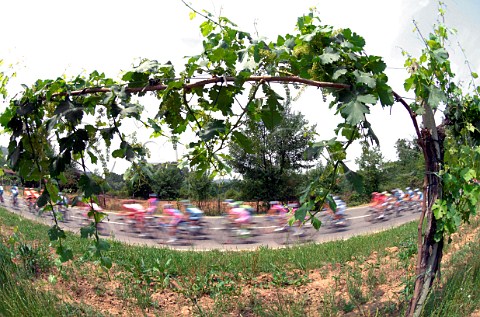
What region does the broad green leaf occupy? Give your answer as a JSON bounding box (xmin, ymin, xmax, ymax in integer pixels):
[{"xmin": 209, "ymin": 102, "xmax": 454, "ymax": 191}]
[
  {"xmin": 404, "ymin": 77, "xmax": 415, "ymax": 92},
  {"xmin": 261, "ymin": 108, "xmax": 282, "ymax": 130},
  {"xmin": 341, "ymin": 28, "xmax": 365, "ymax": 50},
  {"xmin": 232, "ymin": 131, "xmax": 254, "ymax": 154},
  {"xmin": 356, "ymin": 94, "xmax": 377, "ymax": 104},
  {"xmin": 294, "ymin": 204, "xmax": 308, "ymax": 222},
  {"xmin": 112, "ymin": 148, "xmax": 125, "ymax": 158},
  {"xmin": 207, "ymin": 85, "xmax": 235, "ymax": 116},
  {"xmin": 319, "ymin": 47, "xmax": 340, "ymax": 64},
  {"xmin": 48, "ymin": 225, "xmax": 66, "ymax": 241},
  {"xmin": 460, "ymin": 168, "xmax": 476, "ymax": 182},
  {"xmin": 56, "ymin": 245, "xmax": 73, "ymax": 262},
  {"xmin": 427, "ymin": 85, "xmax": 447, "ymax": 108},
  {"xmin": 37, "ymin": 191, "xmax": 49, "ymax": 208},
  {"xmin": 365, "ymin": 56, "xmax": 387, "ymax": 73},
  {"xmin": 340, "ymin": 161, "xmax": 364, "ymax": 193},
  {"xmin": 97, "ymin": 239, "xmax": 111, "ymax": 252},
  {"xmin": 200, "ymin": 21, "xmax": 214, "ymax": 36},
  {"xmin": 312, "ymin": 217, "xmax": 322, "ymax": 230},
  {"xmin": 101, "ymin": 256, "xmax": 112, "ymax": 269},
  {"xmin": 376, "ymin": 81, "xmax": 394, "ymax": 106},
  {"xmin": 79, "ymin": 174, "xmax": 102, "ymax": 198},
  {"xmin": 333, "ymin": 68, "xmax": 347, "ymax": 80},
  {"xmin": 198, "ymin": 120, "xmax": 226, "ymax": 141},
  {"xmin": 432, "ymin": 201, "xmax": 446, "ymax": 219},
  {"xmin": 304, "ymin": 142, "xmax": 325, "ymax": 160},
  {"xmin": 353, "ymin": 70, "xmax": 376, "ymax": 88},
  {"xmin": 80, "ymin": 223, "xmax": 95, "ymax": 238},
  {"xmin": 432, "ymin": 48, "xmax": 449, "ymax": 64},
  {"xmin": 341, "ymin": 99, "xmax": 370, "ymax": 125}
]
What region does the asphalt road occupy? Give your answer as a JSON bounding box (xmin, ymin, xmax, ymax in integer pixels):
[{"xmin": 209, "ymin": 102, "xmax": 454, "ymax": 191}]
[{"xmin": 4, "ymin": 199, "xmax": 420, "ymax": 251}]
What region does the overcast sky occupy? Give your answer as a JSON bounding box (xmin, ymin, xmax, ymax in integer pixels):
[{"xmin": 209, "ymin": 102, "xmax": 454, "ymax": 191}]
[{"xmin": 1, "ymin": 0, "xmax": 479, "ymax": 174}]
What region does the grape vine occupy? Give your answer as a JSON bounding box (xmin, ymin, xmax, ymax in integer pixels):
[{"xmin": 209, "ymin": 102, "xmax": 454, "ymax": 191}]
[{"xmin": 0, "ymin": 3, "xmax": 478, "ymax": 316}]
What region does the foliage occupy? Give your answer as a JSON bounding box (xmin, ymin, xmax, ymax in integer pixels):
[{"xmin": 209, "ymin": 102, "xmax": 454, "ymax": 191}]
[
  {"xmin": 105, "ymin": 171, "xmax": 127, "ymax": 194},
  {"xmin": 0, "ymin": 59, "xmax": 11, "ymax": 99},
  {"xmin": 382, "ymin": 139, "xmax": 424, "ymax": 190},
  {"xmin": 124, "ymin": 162, "xmax": 155, "ymax": 198},
  {"xmin": 400, "ymin": 4, "xmax": 480, "ymax": 315},
  {"xmin": 181, "ymin": 170, "xmax": 215, "ymax": 201},
  {"xmin": 355, "ymin": 140, "xmax": 383, "ymax": 198},
  {"xmin": 402, "ymin": 6, "xmax": 480, "ymax": 240},
  {"xmin": 152, "ymin": 162, "xmax": 185, "ymax": 200},
  {"xmin": 229, "ymin": 104, "xmax": 316, "ymax": 202},
  {"xmin": 1, "ymin": 7, "xmax": 479, "ymax": 315}
]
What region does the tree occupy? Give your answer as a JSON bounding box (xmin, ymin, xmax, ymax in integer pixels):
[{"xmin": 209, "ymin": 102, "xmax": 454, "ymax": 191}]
[
  {"xmin": 382, "ymin": 138, "xmax": 424, "ymax": 190},
  {"xmin": 181, "ymin": 171, "xmax": 215, "ymax": 207},
  {"xmin": 229, "ymin": 104, "xmax": 316, "ymax": 202},
  {"xmin": 151, "ymin": 162, "xmax": 185, "ymax": 200},
  {"xmin": 123, "ymin": 162, "xmax": 155, "ymax": 198},
  {"xmin": 105, "ymin": 172, "xmax": 127, "ymax": 196},
  {"xmin": 355, "ymin": 140, "xmax": 384, "ymax": 198},
  {"xmin": 0, "ymin": 4, "xmax": 478, "ymax": 316}
]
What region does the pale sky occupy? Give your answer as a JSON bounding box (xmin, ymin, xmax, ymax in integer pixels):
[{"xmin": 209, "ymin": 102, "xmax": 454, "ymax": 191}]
[{"xmin": 1, "ymin": 0, "xmax": 479, "ymax": 174}]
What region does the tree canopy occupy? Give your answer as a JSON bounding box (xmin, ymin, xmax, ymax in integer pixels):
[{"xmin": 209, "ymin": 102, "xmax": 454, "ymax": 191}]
[{"xmin": 229, "ymin": 104, "xmax": 316, "ymax": 202}]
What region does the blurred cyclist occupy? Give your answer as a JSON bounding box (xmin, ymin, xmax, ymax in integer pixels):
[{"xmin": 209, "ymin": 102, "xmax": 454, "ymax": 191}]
[
  {"xmin": 10, "ymin": 185, "xmax": 19, "ymax": 206},
  {"xmin": 267, "ymin": 201, "xmax": 289, "ymax": 231},
  {"xmin": 226, "ymin": 201, "xmax": 251, "ymax": 235},
  {"xmin": 163, "ymin": 203, "xmax": 184, "ymax": 243},
  {"xmin": 146, "ymin": 194, "xmax": 159, "ymax": 214}
]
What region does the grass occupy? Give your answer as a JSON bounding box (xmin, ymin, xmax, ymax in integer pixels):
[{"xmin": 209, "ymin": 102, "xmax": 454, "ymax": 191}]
[
  {"xmin": 420, "ymin": 224, "xmax": 480, "ymax": 316},
  {"xmin": 0, "ymin": 240, "xmax": 105, "ymax": 317},
  {"xmin": 1, "ymin": 206, "xmax": 480, "ymax": 316}
]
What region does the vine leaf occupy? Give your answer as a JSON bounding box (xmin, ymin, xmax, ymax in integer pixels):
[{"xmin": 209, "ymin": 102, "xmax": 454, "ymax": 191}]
[
  {"xmin": 78, "ymin": 174, "xmax": 102, "ymax": 198},
  {"xmin": 261, "ymin": 107, "xmax": 282, "ymax": 130},
  {"xmin": 353, "ymin": 70, "xmax": 376, "ymax": 88},
  {"xmin": 208, "ymin": 85, "xmax": 235, "ymax": 116},
  {"xmin": 340, "ymin": 161, "xmax": 364, "ymax": 193},
  {"xmin": 198, "ymin": 119, "xmax": 226, "ymax": 141},
  {"xmin": 48, "ymin": 225, "xmax": 66, "ymax": 241},
  {"xmin": 333, "ymin": 68, "xmax": 347, "ymax": 80},
  {"xmin": 232, "ymin": 131, "xmax": 254, "ymax": 153},
  {"xmin": 56, "ymin": 245, "xmax": 74, "ymax": 262},
  {"xmin": 460, "ymin": 168, "xmax": 476, "ymax": 182},
  {"xmin": 341, "ymin": 99, "xmax": 370, "ymax": 125},
  {"xmin": 427, "ymin": 85, "xmax": 447, "ymax": 108},
  {"xmin": 432, "ymin": 48, "xmax": 449, "ymax": 64},
  {"xmin": 376, "ymin": 80, "xmax": 394, "ymax": 106},
  {"xmin": 319, "ymin": 47, "xmax": 340, "ymax": 64},
  {"xmin": 80, "ymin": 223, "xmax": 95, "ymax": 238}
]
